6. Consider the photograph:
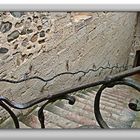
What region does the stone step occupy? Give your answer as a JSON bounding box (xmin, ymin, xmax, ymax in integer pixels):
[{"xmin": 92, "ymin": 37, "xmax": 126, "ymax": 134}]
[
  {"xmin": 74, "ymin": 98, "xmax": 120, "ymax": 122},
  {"xmin": 20, "ymin": 114, "xmax": 61, "ymax": 129},
  {"xmin": 64, "ymin": 94, "xmax": 121, "ymax": 123},
  {"xmin": 131, "ymin": 112, "xmax": 140, "ymax": 128},
  {"xmin": 67, "ymin": 97, "xmax": 94, "ymax": 113},
  {"xmin": 85, "ymin": 86, "xmax": 129, "ymax": 99},
  {"xmin": 44, "ymin": 103, "xmax": 97, "ymax": 126},
  {"xmin": 75, "ymin": 92, "xmax": 124, "ymax": 117},
  {"xmin": 35, "ymin": 107, "xmax": 81, "ymax": 128},
  {"xmin": 104, "ymin": 86, "xmax": 129, "ymax": 93},
  {"xmin": 75, "ymin": 93, "xmax": 124, "ymax": 115},
  {"xmin": 85, "ymin": 86, "xmax": 130, "ymax": 97},
  {"xmin": 74, "ymin": 95, "xmax": 94, "ymax": 107},
  {"xmin": 102, "ymin": 90, "xmax": 128, "ymax": 100},
  {"xmin": 101, "ymin": 93, "xmax": 127, "ymax": 104},
  {"xmin": 100, "ymin": 100, "xmax": 125, "ymax": 111},
  {"xmin": 103, "ymin": 90, "xmax": 129, "ymax": 100},
  {"xmin": 76, "ymin": 92, "xmax": 125, "ymax": 103},
  {"xmin": 75, "ymin": 90, "xmax": 136, "ymax": 128},
  {"xmin": 113, "ymin": 85, "xmax": 138, "ymax": 93},
  {"xmin": 54, "ymin": 100, "xmax": 95, "ymax": 120},
  {"xmin": 0, "ymin": 117, "xmax": 31, "ymax": 129},
  {"xmin": 81, "ymin": 90, "xmax": 127, "ymax": 107}
]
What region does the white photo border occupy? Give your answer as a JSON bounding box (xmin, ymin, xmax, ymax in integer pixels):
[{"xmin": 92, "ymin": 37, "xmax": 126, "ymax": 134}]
[{"xmin": 0, "ymin": 0, "xmax": 140, "ymax": 140}]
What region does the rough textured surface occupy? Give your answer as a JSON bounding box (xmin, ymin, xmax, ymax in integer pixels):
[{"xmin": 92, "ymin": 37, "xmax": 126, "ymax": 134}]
[
  {"xmin": 128, "ymin": 13, "xmax": 140, "ymax": 66},
  {"xmin": 1, "ymin": 85, "xmax": 139, "ymax": 129},
  {"xmin": 0, "ymin": 12, "xmax": 137, "ymax": 121}
]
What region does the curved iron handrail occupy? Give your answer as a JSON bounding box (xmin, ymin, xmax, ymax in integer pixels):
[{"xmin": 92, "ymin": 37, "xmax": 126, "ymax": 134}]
[
  {"xmin": 0, "ymin": 64, "xmax": 139, "ymax": 128},
  {"xmin": 94, "ymin": 78, "xmax": 140, "ymax": 128}
]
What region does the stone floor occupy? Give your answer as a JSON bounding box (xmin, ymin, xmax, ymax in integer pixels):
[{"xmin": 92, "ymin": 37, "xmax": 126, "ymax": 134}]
[{"xmin": 0, "ymin": 75, "xmax": 140, "ymax": 129}]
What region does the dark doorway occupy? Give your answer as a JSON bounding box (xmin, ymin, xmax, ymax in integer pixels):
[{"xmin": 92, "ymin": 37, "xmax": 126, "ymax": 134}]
[
  {"xmin": 133, "ymin": 50, "xmax": 140, "ymax": 67},
  {"xmin": 133, "ymin": 50, "xmax": 140, "ymax": 81}
]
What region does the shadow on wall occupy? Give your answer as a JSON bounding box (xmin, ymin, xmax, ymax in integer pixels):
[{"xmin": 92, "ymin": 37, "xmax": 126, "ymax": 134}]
[{"xmin": 133, "ymin": 50, "xmax": 140, "ymax": 67}]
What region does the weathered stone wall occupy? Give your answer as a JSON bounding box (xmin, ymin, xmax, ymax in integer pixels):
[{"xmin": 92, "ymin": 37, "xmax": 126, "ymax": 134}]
[
  {"xmin": 0, "ymin": 12, "xmax": 137, "ymax": 121},
  {"xmin": 128, "ymin": 12, "xmax": 140, "ymax": 66}
]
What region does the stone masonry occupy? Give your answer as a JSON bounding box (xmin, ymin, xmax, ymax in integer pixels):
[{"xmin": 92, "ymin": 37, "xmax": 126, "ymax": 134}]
[{"xmin": 0, "ymin": 12, "xmax": 138, "ymax": 122}]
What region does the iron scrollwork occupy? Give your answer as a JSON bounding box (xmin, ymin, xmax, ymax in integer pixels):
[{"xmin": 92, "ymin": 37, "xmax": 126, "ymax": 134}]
[
  {"xmin": 0, "ymin": 63, "xmax": 139, "ymax": 128},
  {"xmin": 94, "ymin": 66, "xmax": 140, "ymax": 128}
]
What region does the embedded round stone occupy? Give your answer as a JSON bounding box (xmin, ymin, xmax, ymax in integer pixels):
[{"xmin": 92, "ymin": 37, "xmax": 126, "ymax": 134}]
[
  {"xmin": 30, "ymin": 33, "xmax": 38, "ymax": 42},
  {"xmin": 40, "ymin": 30, "xmax": 45, "ymax": 37},
  {"xmin": 21, "ymin": 38, "xmax": 29, "ymax": 47},
  {"xmin": 0, "ymin": 22, "xmax": 12, "ymax": 33},
  {"xmin": 7, "ymin": 30, "xmax": 20, "ymax": 42},
  {"xmin": 0, "ymin": 47, "xmax": 9, "ymax": 53},
  {"xmin": 33, "ymin": 15, "xmax": 38, "ymax": 23},
  {"xmin": 20, "ymin": 28, "xmax": 27, "ymax": 35},
  {"xmin": 37, "ymin": 25, "xmax": 42, "ymax": 30},
  {"xmin": 42, "ymin": 17, "xmax": 49, "ymax": 27},
  {"xmin": 15, "ymin": 21, "xmax": 23, "ymax": 28},
  {"xmin": 27, "ymin": 29, "xmax": 33, "ymax": 34},
  {"xmin": 10, "ymin": 12, "xmax": 24, "ymax": 18}
]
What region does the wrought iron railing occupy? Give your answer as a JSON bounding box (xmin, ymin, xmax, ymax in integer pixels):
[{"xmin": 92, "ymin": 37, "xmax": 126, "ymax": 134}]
[{"xmin": 0, "ymin": 64, "xmax": 140, "ymax": 129}]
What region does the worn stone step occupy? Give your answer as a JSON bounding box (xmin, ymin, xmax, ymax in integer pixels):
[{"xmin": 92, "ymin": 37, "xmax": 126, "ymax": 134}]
[
  {"xmin": 101, "ymin": 93, "xmax": 126, "ymax": 104},
  {"xmin": 94, "ymin": 89, "xmax": 128, "ymax": 101},
  {"xmin": 75, "ymin": 91, "xmax": 95, "ymax": 101},
  {"xmin": 100, "ymin": 100, "xmax": 125, "ymax": 112},
  {"xmin": 35, "ymin": 107, "xmax": 81, "ymax": 128},
  {"xmin": 90, "ymin": 86, "xmax": 129, "ymax": 97},
  {"xmin": 131, "ymin": 112, "xmax": 140, "ymax": 128},
  {"xmin": 0, "ymin": 117, "xmax": 31, "ymax": 129},
  {"xmin": 99, "ymin": 96, "xmax": 125, "ymax": 107},
  {"xmin": 97, "ymin": 105, "xmax": 122, "ymax": 122},
  {"xmin": 44, "ymin": 104, "xmax": 97, "ymax": 126},
  {"xmin": 76, "ymin": 92, "xmax": 128, "ymax": 122},
  {"xmin": 102, "ymin": 105, "xmax": 122, "ymax": 116},
  {"xmin": 98, "ymin": 109, "xmax": 136, "ymax": 128},
  {"xmin": 76, "ymin": 92, "xmax": 125, "ymax": 103},
  {"xmin": 21, "ymin": 114, "xmax": 61, "ymax": 128},
  {"xmin": 74, "ymin": 95, "xmax": 115, "ymax": 118},
  {"xmin": 106, "ymin": 86, "xmax": 130, "ymax": 93},
  {"xmin": 91, "ymin": 110, "xmax": 124, "ymax": 128},
  {"xmin": 87, "ymin": 89, "xmax": 128, "ymax": 104},
  {"xmin": 81, "ymin": 90, "xmax": 126, "ymax": 107},
  {"xmin": 84, "ymin": 86, "xmax": 100, "ymax": 92},
  {"xmin": 69, "ymin": 98, "xmax": 94, "ymax": 113},
  {"xmin": 85, "ymin": 86, "xmax": 129, "ymax": 97},
  {"xmin": 113, "ymin": 85, "xmax": 137, "ymax": 93},
  {"xmin": 75, "ymin": 93, "xmax": 124, "ymax": 114},
  {"xmin": 54, "ymin": 95, "xmax": 120, "ymax": 124},
  {"xmin": 54, "ymin": 100, "xmax": 95, "ymax": 120},
  {"xmin": 103, "ymin": 90, "xmax": 129, "ymax": 100},
  {"xmin": 68, "ymin": 94, "xmax": 122, "ymax": 122},
  {"xmin": 115, "ymin": 108, "xmax": 136, "ymax": 128},
  {"xmin": 76, "ymin": 92, "xmax": 127, "ymax": 120},
  {"xmin": 74, "ymin": 95, "xmax": 94, "ymax": 107}
]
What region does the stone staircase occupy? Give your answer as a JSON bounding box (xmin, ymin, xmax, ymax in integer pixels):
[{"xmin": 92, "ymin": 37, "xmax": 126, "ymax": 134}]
[{"xmin": 0, "ymin": 83, "xmax": 139, "ymax": 129}]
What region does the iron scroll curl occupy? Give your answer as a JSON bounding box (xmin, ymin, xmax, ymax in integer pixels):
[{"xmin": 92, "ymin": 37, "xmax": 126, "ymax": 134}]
[{"xmin": 94, "ymin": 78, "xmax": 140, "ymax": 128}]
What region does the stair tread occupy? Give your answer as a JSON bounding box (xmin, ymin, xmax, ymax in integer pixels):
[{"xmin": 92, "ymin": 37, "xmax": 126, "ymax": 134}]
[
  {"xmin": 55, "ymin": 100, "xmax": 95, "ymax": 120},
  {"xmin": 44, "ymin": 104, "xmax": 97, "ymax": 126},
  {"xmin": 21, "ymin": 114, "xmax": 61, "ymax": 128},
  {"xmin": 0, "ymin": 117, "xmax": 31, "ymax": 129},
  {"xmin": 35, "ymin": 107, "xmax": 81, "ymax": 128}
]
